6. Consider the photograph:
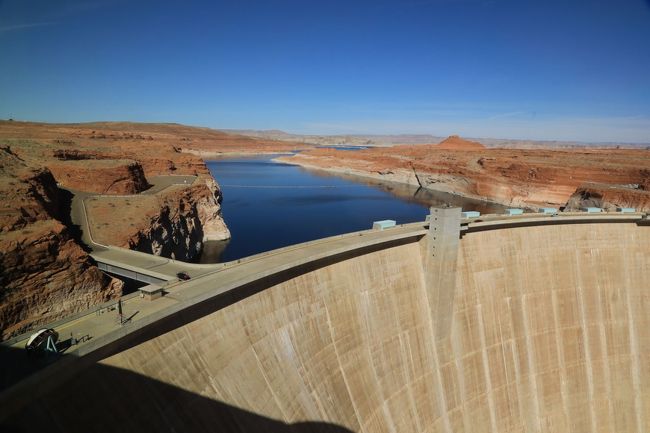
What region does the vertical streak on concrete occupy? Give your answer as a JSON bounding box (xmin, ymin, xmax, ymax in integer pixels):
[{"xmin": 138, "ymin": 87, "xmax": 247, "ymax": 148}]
[
  {"xmin": 477, "ymin": 304, "xmax": 498, "ymax": 433},
  {"xmin": 418, "ymin": 266, "xmax": 453, "ymax": 433},
  {"xmin": 415, "ymin": 270, "xmax": 452, "ymax": 433},
  {"xmin": 625, "ymin": 283, "xmax": 644, "ymax": 433},
  {"xmin": 592, "ymin": 258, "xmax": 616, "ymax": 431},
  {"xmin": 575, "ymin": 252, "xmax": 598, "ymax": 433},
  {"xmin": 521, "ymin": 297, "xmax": 542, "ymax": 432},
  {"xmin": 551, "ymin": 289, "xmax": 570, "ymax": 426},
  {"xmin": 506, "ymin": 297, "xmax": 527, "ymax": 430},
  {"xmin": 423, "ymin": 207, "xmax": 461, "ymax": 341},
  {"xmin": 250, "ymin": 344, "xmax": 290, "ymax": 422},
  {"xmin": 450, "ymin": 318, "xmax": 471, "ymax": 433},
  {"xmin": 323, "ymin": 305, "xmax": 364, "ymax": 432},
  {"xmin": 430, "ymin": 332, "xmax": 453, "ymax": 433}
]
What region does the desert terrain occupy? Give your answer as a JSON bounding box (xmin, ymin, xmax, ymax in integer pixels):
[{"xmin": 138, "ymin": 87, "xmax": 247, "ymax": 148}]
[
  {"xmin": 229, "ymin": 128, "xmax": 650, "ymax": 149},
  {"xmin": 278, "ymin": 135, "xmax": 650, "ymax": 211},
  {"xmin": 0, "ymin": 120, "xmax": 308, "ymax": 339},
  {"xmin": 1, "ymin": 121, "xmax": 648, "ymax": 341}
]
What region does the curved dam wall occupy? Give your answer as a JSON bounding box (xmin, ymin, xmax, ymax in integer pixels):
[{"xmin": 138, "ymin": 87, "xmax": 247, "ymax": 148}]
[{"xmin": 5, "ymin": 220, "xmax": 650, "ymax": 433}]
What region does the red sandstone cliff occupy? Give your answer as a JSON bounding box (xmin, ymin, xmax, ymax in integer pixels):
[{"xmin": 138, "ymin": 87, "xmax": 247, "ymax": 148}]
[
  {"xmin": 48, "ymin": 159, "xmax": 150, "ymax": 195},
  {"xmin": 0, "ymin": 120, "xmax": 305, "ymax": 340},
  {"xmin": 0, "ymin": 146, "xmax": 122, "ymax": 339},
  {"xmin": 564, "ymin": 182, "xmax": 650, "ymax": 212},
  {"xmin": 125, "ymin": 179, "xmax": 230, "ymax": 260},
  {"xmin": 278, "ymin": 136, "xmax": 650, "ymax": 210}
]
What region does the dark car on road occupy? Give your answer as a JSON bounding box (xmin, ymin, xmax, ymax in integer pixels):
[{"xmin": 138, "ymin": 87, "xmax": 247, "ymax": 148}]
[{"xmin": 177, "ymin": 271, "xmax": 191, "ymax": 281}]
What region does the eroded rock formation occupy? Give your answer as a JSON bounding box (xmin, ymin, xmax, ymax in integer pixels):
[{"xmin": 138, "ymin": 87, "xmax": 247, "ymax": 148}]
[
  {"xmin": 126, "ymin": 179, "xmax": 230, "ymax": 260},
  {"xmin": 0, "ymin": 146, "xmax": 122, "ymax": 339},
  {"xmin": 0, "ymin": 120, "xmax": 305, "ymax": 340},
  {"xmin": 565, "ymin": 182, "xmax": 650, "ymax": 212},
  {"xmin": 278, "ymin": 136, "xmax": 650, "ymax": 210},
  {"xmin": 48, "ymin": 159, "xmax": 150, "ymax": 195}
]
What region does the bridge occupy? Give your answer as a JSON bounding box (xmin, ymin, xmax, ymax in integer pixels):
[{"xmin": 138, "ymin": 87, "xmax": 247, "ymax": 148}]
[
  {"xmin": 68, "ymin": 174, "xmax": 212, "ymax": 284},
  {"xmin": 1, "ymin": 206, "xmax": 648, "ymax": 432}
]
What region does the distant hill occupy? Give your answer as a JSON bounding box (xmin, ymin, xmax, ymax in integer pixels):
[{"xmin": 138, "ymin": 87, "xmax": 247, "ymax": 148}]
[
  {"xmin": 222, "ymin": 130, "xmax": 445, "ymax": 147},
  {"xmin": 435, "ymin": 135, "xmax": 486, "ymax": 150},
  {"xmin": 224, "ymin": 129, "xmax": 650, "ymax": 149}
]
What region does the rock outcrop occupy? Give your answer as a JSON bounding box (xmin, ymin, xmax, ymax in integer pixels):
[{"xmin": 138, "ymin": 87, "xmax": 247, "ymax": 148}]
[
  {"xmin": 435, "ymin": 134, "xmax": 486, "ymax": 150},
  {"xmin": 48, "ymin": 159, "xmax": 150, "ymax": 195},
  {"xmin": 125, "ymin": 179, "xmax": 230, "ymax": 260},
  {"xmin": 0, "ymin": 146, "xmax": 122, "ymax": 339},
  {"xmin": 0, "ymin": 120, "xmax": 304, "ymax": 340},
  {"xmin": 0, "ymin": 222, "xmax": 123, "ymax": 339},
  {"xmin": 197, "ymin": 178, "xmax": 231, "ymax": 241},
  {"xmin": 564, "ymin": 182, "xmax": 650, "ymax": 212},
  {"xmin": 278, "ymin": 137, "xmax": 650, "ymax": 210}
]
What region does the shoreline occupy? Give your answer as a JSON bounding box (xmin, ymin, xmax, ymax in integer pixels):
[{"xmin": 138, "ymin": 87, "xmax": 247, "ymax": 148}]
[
  {"xmin": 183, "ymin": 149, "xmax": 298, "ymax": 159},
  {"xmin": 273, "ymin": 155, "xmax": 514, "ymax": 210}
]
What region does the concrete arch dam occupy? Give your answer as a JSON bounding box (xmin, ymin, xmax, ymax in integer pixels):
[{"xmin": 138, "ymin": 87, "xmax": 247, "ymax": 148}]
[{"xmin": 4, "ymin": 211, "xmax": 650, "ymax": 433}]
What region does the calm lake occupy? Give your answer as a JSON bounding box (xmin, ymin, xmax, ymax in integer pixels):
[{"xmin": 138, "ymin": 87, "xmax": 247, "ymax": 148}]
[{"xmin": 202, "ymin": 155, "xmax": 505, "ymax": 262}]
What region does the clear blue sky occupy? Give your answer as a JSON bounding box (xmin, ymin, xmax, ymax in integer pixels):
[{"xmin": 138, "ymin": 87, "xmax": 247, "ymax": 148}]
[{"xmin": 1, "ymin": 0, "xmax": 649, "ymax": 142}]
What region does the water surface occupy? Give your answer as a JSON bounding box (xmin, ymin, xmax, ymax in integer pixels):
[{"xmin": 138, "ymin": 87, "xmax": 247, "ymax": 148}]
[{"xmin": 203, "ymin": 156, "xmax": 504, "ymax": 262}]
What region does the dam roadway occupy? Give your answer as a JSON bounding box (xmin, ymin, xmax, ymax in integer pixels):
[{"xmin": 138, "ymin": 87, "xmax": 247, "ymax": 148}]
[{"xmin": 1, "ymin": 210, "xmax": 649, "ymax": 433}]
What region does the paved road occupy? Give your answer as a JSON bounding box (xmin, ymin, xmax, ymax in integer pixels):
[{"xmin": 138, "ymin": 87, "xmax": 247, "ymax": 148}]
[
  {"xmin": 144, "ymin": 175, "xmax": 197, "ymax": 194},
  {"xmin": 67, "ymin": 175, "xmax": 206, "ymax": 279}
]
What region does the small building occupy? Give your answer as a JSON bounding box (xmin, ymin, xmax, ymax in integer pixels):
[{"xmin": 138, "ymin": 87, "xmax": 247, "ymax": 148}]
[
  {"xmin": 539, "ymin": 208, "xmax": 558, "ymax": 214},
  {"xmin": 582, "ymin": 207, "xmax": 602, "ymax": 213},
  {"xmin": 372, "ymin": 220, "xmax": 396, "ymax": 230},
  {"xmin": 139, "ymin": 284, "xmax": 164, "ymax": 301},
  {"xmin": 461, "ymin": 211, "xmax": 480, "ymax": 219},
  {"xmin": 617, "ymin": 207, "xmax": 636, "ymax": 213},
  {"xmin": 505, "ymin": 208, "xmax": 524, "ymax": 216}
]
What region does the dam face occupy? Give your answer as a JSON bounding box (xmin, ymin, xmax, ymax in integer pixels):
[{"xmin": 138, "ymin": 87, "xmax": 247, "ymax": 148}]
[{"xmin": 6, "ymin": 220, "xmax": 650, "ymax": 432}]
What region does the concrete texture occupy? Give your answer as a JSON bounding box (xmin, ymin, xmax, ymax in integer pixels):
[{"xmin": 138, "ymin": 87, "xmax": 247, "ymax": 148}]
[{"xmin": 1, "ymin": 214, "xmax": 649, "ymax": 433}]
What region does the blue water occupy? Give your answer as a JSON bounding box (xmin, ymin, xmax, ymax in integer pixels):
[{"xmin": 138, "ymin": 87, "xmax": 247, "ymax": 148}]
[
  {"xmin": 315, "ymin": 145, "xmax": 369, "ymax": 150},
  {"xmin": 203, "ymin": 156, "xmax": 504, "ymax": 262}
]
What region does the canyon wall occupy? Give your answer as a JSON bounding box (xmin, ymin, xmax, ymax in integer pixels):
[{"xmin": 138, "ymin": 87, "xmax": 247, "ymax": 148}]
[
  {"xmin": 126, "ymin": 179, "xmax": 230, "ymax": 260},
  {"xmin": 48, "ymin": 159, "xmax": 150, "ymax": 195},
  {"xmin": 9, "ymin": 221, "xmax": 650, "ymax": 432},
  {"xmin": 0, "ymin": 147, "xmax": 122, "ymax": 339},
  {"xmin": 565, "ymin": 182, "xmax": 650, "ymax": 212},
  {"xmin": 278, "ymin": 137, "xmax": 650, "ymax": 211},
  {"xmin": 0, "ymin": 120, "xmax": 298, "ymax": 340}
]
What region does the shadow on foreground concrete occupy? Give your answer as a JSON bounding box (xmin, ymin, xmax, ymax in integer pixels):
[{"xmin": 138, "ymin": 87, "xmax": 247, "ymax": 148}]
[{"xmin": 0, "ymin": 346, "xmax": 354, "ymax": 433}]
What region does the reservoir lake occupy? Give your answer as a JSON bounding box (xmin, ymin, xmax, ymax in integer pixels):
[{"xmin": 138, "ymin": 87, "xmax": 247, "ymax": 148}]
[{"xmin": 202, "ymin": 155, "xmax": 505, "ymax": 262}]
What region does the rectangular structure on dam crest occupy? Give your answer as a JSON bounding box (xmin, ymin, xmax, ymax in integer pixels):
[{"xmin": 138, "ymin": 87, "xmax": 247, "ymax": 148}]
[{"xmin": 422, "ymin": 206, "xmax": 461, "ymax": 341}]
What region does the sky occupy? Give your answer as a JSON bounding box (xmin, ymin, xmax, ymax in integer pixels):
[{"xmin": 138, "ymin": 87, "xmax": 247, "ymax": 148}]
[{"xmin": 0, "ymin": 0, "xmax": 649, "ymax": 142}]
